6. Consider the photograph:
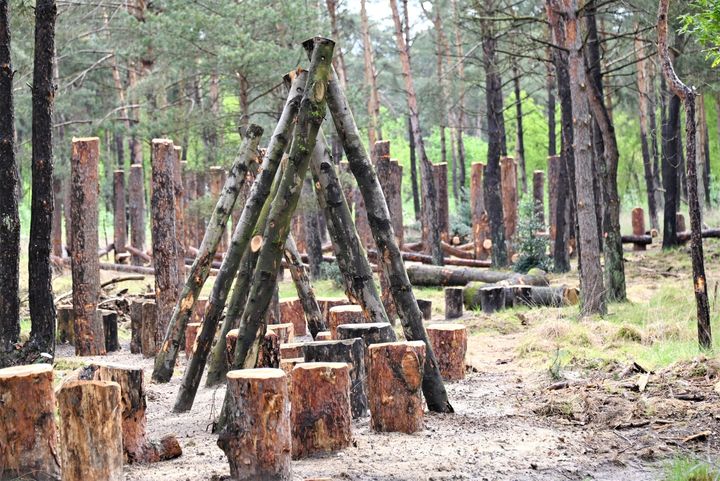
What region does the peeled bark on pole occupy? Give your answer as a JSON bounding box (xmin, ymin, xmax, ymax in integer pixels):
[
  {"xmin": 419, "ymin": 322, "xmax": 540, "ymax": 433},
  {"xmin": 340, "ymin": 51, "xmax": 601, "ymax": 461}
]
[
  {"xmin": 149, "ymin": 139, "xmax": 181, "ymax": 367},
  {"xmin": 658, "ymin": 0, "xmax": 712, "ymax": 349},
  {"xmin": 175, "ymin": 72, "xmax": 304, "ymax": 410},
  {"xmin": 113, "ymin": 170, "xmax": 127, "ymax": 258},
  {"xmin": 28, "ymin": 0, "xmax": 58, "ymax": 358},
  {"xmin": 321, "ymin": 48, "xmax": 453, "ymax": 413},
  {"xmin": 309, "ymin": 130, "xmax": 388, "ymax": 326},
  {"xmin": 0, "ymin": 364, "xmax": 61, "ymax": 481},
  {"xmin": 283, "ymin": 234, "xmax": 325, "ymax": 338},
  {"xmin": 57, "ymin": 380, "xmax": 123, "ymax": 481},
  {"xmin": 470, "ymin": 162, "xmax": 490, "ymax": 260},
  {"xmin": 209, "ymin": 166, "xmax": 229, "ymax": 253},
  {"xmin": 71, "ymin": 138, "xmax": 105, "ymax": 356},
  {"xmin": 129, "ymin": 164, "xmax": 146, "ymax": 265},
  {"xmin": 153, "ymin": 126, "xmax": 263, "ymax": 384},
  {"xmin": 229, "ymin": 38, "xmax": 335, "ymax": 377},
  {"xmin": 0, "ymin": 0, "xmax": 21, "ymax": 356},
  {"xmin": 500, "ymin": 157, "xmax": 518, "ymax": 245}
]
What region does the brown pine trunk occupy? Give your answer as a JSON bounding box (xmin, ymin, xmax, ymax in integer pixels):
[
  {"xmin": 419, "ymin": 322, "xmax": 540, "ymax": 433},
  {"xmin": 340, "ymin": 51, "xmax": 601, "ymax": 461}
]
[
  {"xmin": 451, "ymin": 0, "xmax": 467, "ymax": 191},
  {"xmin": 28, "ymin": 0, "xmax": 57, "ymax": 357},
  {"xmin": 500, "ymin": 157, "xmax": 518, "ymax": 246},
  {"xmin": 0, "ymin": 0, "xmax": 20, "ymax": 356},
  {"xmin": 533, "ymin": 170, "xmax": 545, "ymax": 225},
  {"xmin": 51, "ymin": 177, "xmax": 63, "ymax": 258},
  {"xmin": 433, "ymin": 163, "xmax": 450, "ymax": 240},
  {"xmin": 470, "ymin": 163, "xmax": 490, "ymax": 260},
  {"xmin": 360, "ymin": 0, "xmax": 382, "ymax": 147},
  {"xmin": 113, "ymin": 170, "xmax": 127, "ymax": 258},
  {"xmin": 512, "ymin": 64, "xmax": 527, "ymax": 193},
  {"xmin": 408, "ymin": 116, "xmax": 421, "ymax": 221},
  {"xmin": 128, "ymin": 163, "xmax": 146, "ymax": 265},
  {"xmin": 390, "ymin": 0, "xmax": 443, "ymax": 265},
  {"xmin": 71, "ymin": 138, "xmax": 105, "ymax": 356}
]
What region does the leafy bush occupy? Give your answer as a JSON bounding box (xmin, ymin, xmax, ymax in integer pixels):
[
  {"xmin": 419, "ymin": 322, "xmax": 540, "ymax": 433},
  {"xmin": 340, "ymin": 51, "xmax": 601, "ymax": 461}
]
[
  {"xmin": 317, "ymin": 262, "xmax": 343, "ymax": 290},
  {"xmin": 513, "ymin": 196, "xmax": 553, "ymax": 273}
]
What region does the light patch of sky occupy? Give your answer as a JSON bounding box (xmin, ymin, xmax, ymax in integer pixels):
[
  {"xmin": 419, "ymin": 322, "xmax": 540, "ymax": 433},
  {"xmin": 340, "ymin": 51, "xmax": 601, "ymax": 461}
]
[{"xmin": 343, "ymin": 0, "xmax": 433, "ymax": 35}]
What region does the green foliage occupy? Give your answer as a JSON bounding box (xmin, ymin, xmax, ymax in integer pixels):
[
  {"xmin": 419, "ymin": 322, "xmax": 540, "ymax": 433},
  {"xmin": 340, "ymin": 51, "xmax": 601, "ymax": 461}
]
[
  {"xmin": 317, "ymin": 262, "xmax": 343, "ymax": 290},
  {"xmin": 513, "ymin": 197, "xmax": 553, "ymax": 273},
  {"xmin": 681, "ymin": 0, "xmax": 720, "ymax": 68},
  {"xmin": 449, "ymin": 192, "xmax": 472, "ymax": 241},
  {"xmin": 664, "ymin": 456, "xmax": 720, "ymax": 481}
]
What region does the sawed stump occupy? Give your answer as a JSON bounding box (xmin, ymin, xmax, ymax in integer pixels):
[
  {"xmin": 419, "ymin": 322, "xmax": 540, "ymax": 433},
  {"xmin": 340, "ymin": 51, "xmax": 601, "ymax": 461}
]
[
  {"xmin": 328, "ymin": 305, "xmax": 367, "ymax": 338},
  {"xmin": 279, "ymin": 297, "xmax": 307, "ymax": 337},
  {"xmin": 426, "ymin": 324, "xmax": 467, "ymax": 381},
  {"xmin": 367, "ymin": 341, "xmax": 426, "ymax": 434},
  {"xmin": 185, "ymin": 322, "xmax": 201, "ymax": 359},
  {"xmin": 290, "ymin": 362, "xmax": 352, "ymax": 459},
  {"xmin": 444, "ymin": 288, "xmax": 463, "ymax": 319},
  {"xmin": 0, "ymin": 364, "xmax": 61, "ymax": 481},
  {"xmin": 335, "ymin": 322, "xmax": 396, "ymax": 348},
  {"xmin": 218, "ymin": 369, "xmax": 292, "ymax": 481}
]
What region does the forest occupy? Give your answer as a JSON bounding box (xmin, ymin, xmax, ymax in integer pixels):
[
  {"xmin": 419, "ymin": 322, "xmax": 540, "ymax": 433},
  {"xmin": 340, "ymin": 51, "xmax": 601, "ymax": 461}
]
[{"xmin": 0, "ymin": 0, "xmax": 720, "ymax": 480}]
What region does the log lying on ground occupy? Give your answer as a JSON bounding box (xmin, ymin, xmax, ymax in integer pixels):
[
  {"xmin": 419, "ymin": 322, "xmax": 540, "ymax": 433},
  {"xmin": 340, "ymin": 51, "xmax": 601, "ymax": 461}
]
[
  {"xmin": 441, "ymin": 241, "xmax": 474, "ymax": 259},
  {"xmin": 86, "ymin": 363, "xmax": 182, "ymax": 464},
  {"xmin": 407, "ymin": 264, "xmax": 550, "ymax": 287},
  {"xmin": 58, "ymin": 380, "xmax": 123, "ymax": 481},
  {"xmin": 367, "ymin": 341, "xmax": 426, "ymax": 433},
  {"xmin": 291, "ymin": 362, "xmax": 352, "ymax": 459},
  {"xmin": 303, "ymin": 338, "xmax": 368, "ymax": 418},
  {"xmin": 621, "ymin": 234, "xmax": 652, "ymax": 245},
  {"xmin": 175, "ymin": 71, "xmax": 306, "ymax": 412},
  {"xmin": 427, "ymin": 324, "xmax": 467, "ymax": 381},
  {"xmin": 153, "ymin": 126, "xmax": 263, "ymax": 384},
  {"xmin": 0, "ymin": 365, "xmax": 61, "ymax": 481},
  {"xmin": 367, "ymin": 249, "xmax": 491, "ymax": 268},
  {"xmin": 218, "ymin": 369, "xmax": 292, "ymax": 481},
  {"xmin": 677, "ymin": 228, "xmax": 720, "ymax": 243},
  {"xmin": 463, "ymin": 282, "xmax": 580, "ymax": 310}
]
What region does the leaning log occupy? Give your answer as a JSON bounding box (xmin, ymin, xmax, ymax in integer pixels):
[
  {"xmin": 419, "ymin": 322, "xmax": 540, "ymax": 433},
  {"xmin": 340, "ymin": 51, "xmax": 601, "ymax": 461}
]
[
  {"xmin": 152, "ymin": 126, "xmax": 263, "ymax": 384},
  {"xmin": 283, "ymin": 234, "xmax": 325, "ymax": 338},
  {"xmin": 407, "ymin": 263, "xmax": 549, "ymax": 287}
]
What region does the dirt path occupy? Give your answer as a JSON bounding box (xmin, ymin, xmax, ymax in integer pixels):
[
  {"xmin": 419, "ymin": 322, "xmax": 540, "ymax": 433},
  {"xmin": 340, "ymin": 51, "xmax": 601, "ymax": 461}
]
[{"xmin": 56, "ymin": 330, "xmax": 665, "ymax": 481}]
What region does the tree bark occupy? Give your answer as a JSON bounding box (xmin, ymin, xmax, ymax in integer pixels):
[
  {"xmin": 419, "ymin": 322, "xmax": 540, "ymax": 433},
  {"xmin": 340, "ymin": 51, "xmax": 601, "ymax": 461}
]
[
  {"xmin": 662, "ymin": 94, "xmax": 681, "ymax": 249},
  {"xmin": 512, "ymin": 64, "xmax": 527, "ymax": 193},
  {"xmin": 408, "ymin": 116, "xmax": 421, "ymax": 221},
  {"xmin": 500, "ymin": 157, "xmax": 518, "ymax": 246},
  {"xmin": 427, "ymin": 324, "xmax": 467, "ymax": 380},
  {"xmin": 658, "ymin": 0, "xmax": 711, "ymax": 349},
  {"xmin": 182, "ymin": 74, "xmax": 307, "ymax": 405},
  {"xmin": 71, "ymin": 138, "xmax": 105, "ymax": 356},
  {"xmin": 433, "ymin": 163, "xmax": 450, "ymax": 240},
  {"xmin": 113, "ymin": 170, "xmax": 127, "ymax": 258},
  {"xmin": 0, "ymin": 0, "xmax": 20, "ymax": 357},
  {"xmin": 389, "ymin": 0, "xmax": 443, "ymax": 265},
  {"xmin": 470, "ymin": 163, "xmax": 491, "ymax": 260},
  {"xmin": 553, "ymin": 0, "xmax": 605, "ymax": 315},
  {"xmin": 283, "ymin": 234, "xmax": 325, "ymax": 337},
  {"xmin": 360, "ymin": 0, "xmax": 381, "ymax": 147},
  {"xmin": 546, "ymin": 45, "xmax": 557, "ymax": 157},
  {"xmin": 481, "ymin": 21, "xmax": 508, "ymax": 267},
  {"xmin": 323, "ymin": 54, "xmax": 453, "ymax": 412},
  {"xmin": 128, "ymin": 163, "xmax": 146, "ymax": 265},
  {"xmin": 444, "ymin": 288, "xmax": 464, "ymax": 319},
  {"xmin": 28, "ymin": 0, "xmax": 57, "ymax": 358},
  {"xmin": 451, "ymin": 0, "xmax": 467, "ymax": 191},
  {"xmin": 533, "ymin": 171, "xmax": 545, "ymax": 225},
  {"xmin": 152, "ymin": 126, "xmax": 263, "ymax": 384}
]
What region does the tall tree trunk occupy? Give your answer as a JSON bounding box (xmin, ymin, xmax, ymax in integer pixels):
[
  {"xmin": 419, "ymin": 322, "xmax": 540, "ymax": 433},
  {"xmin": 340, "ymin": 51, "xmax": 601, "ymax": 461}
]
[
  {"xmin": 658, "ymin": 0, "xmax": 711, "ymax": 349},
  {"xmin": 546, "ymin": 46, "xmax": 557, "ymax": 157},
  {"xmin": 648, "ymin": 59, "xmax": 663, "ymax": 213},
  {"xmin": 481, "ymin": 21, "xmax": 508, "ymax": 267},
  {"xmin": 408, "ymin": 116, "xmax": 421, "ymax": 221},
  {"xmin": 635, "ymin": 29, "xmax": 661, "ymax": 230},
  {"xmin": 697, "ymin": 95, "xmax": 711, "ymax": 208},
  {"xmin": 662, "ymin": 94, "xmax": 681, "ymax": 249},
  {"xmin": 550, "ymin": 0, "xmax": 605, "ymax": 315},
  {"xmin": 390, "ymin": 0, "xmax": 443, "ymax": 265},
  {"xmin": 0, "ymin": 0, "xmax": 20, "ymax": 357},
  {"xmin": 451, "ymin": 0, "xmax": 467, "ymax": 192},
  {"xmin": 512, "ymin": 62, "xmax": 527, "ymax": 194},
  {"xmin": 326, "ymin": 0, "xmax": 348, "ymax": 90},
  {"xmin": 28, "ymin": 0, "xmax": 57, "ymax": 357},
  {"xmin": 360, "ymin": 0, "xmax": 382, "ymax": 147}
]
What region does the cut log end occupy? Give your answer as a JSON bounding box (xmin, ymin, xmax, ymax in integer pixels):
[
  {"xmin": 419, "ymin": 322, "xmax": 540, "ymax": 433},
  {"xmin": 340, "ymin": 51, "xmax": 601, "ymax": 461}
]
[{"xmin": 251, "ymin": 234, "xmax": 264, "ymax": 252}]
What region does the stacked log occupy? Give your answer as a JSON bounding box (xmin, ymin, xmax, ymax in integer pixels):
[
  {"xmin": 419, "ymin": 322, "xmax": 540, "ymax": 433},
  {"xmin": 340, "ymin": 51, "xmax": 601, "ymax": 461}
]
[
  {"xmin": 70, "ymin": 137, "xmax": 105, "ymax": 356},
  {"xmin": 444, "ymin": 288, "xmax": 463, "ymax": 319},
  {"xmin": 57, "ymin": 380, "xmax": 124, "ymax": 481},
  {"xmin": 218, "ymin": 369, "xmax": 292, "ymax": 480},
  {"xmin": 367, "ymin": 341, "xmax": 426, "ymax": 433},
  {"xmin": 328, "ymin": 305, "xmax": 368, "ymax": 338},
  {"xmin": 303, "ymin": 338, "xmax": 368, "ymax": 418},
  {"xmin": 0, "ymin": 365, "xmax": 61, "ymax": 480},
  {"xmin": 426, "ymin": 324, "xmax": 467, "ymax": 381},
  {"xmin": 290, "ymin": 363, "xmax": 352, "ymax": 459}
]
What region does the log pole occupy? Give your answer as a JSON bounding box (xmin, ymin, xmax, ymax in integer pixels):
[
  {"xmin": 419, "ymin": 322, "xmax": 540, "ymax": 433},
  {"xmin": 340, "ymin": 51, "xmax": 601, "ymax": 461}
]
[
  {"xmin": 432, "ymin": 162, "xmax": 449, "ymax": 241},
  {"xmin": 113, "ymin": 170, "xmax": 127, "ymax": 259},
  {"xmin": 533, "ymin": 170, "xmax": 545, "ymax": 225},
  {"xmin": 631, "ymin": 207, "xmax": 646, "ymax": 251},
  {"xmin": 129, "ymin": 164, "xmax": 146, "ymax": 266}
]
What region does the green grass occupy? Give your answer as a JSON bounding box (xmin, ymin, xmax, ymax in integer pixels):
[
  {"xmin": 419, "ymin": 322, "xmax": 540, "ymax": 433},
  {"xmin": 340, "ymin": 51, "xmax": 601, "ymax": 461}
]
[{"xmin": 665, "ymin": 456, "xmax": 720, "ymax": 481}]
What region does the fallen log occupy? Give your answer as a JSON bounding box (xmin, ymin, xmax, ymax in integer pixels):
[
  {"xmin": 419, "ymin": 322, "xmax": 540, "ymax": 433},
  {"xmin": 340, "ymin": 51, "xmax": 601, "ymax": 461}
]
[
  {"xmin": 621, "ymin": 234, "xmax": 652, "ymax": 245},
  {"xmin": 441, "ymin": 241, "xmax": 474, "ymax": 259},
  {"xmin": 125, "ymin": 245, "xmax": 151, "ymax": 263},
  {"xmin": 98, "ymin": 243, "xmax": 115, "ymax": 258},
  {"xmin": 407, "ymin": 264, "xmax": 549, "ymax": 287},
  {"xmin": 677, "ymin": 228, "xmax": 720, "ymax": 243},
  {"xmin": 367, "ymin": 249, "xmax": 491, "ymax": 268}
]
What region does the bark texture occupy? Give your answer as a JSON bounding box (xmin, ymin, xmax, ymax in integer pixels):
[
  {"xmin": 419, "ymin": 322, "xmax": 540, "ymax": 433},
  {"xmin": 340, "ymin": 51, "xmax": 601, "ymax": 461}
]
[
  {"xmin": 283, "ymin": 235, "xmax": 324, "ymax": 338},
  {"xmin": 427, "ymin": 324, "xmax": 467, "ymax": 381},
  {"xmin": 129, "ymin": 164, "xmax": 146, "ymax": 265}
]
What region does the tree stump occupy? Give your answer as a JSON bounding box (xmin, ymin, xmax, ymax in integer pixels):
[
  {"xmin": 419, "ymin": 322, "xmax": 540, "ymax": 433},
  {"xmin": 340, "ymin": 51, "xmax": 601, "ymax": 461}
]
[
  {"xmin": 88, "ymin": 363, "xmax": 182, "ymax": 464},
  {"xmin": 444, "ymin": 288, "xmax": 463, "ymax": 319},
  {"xmin": 367, "ymin": 341, "xmax": 426, "ymax": 433},
  {"xmin": 57, "ymin": 304, "xmax": 75, "ymax": 344},
  {"xmin": 480, "ymin": 286, "xmax": 506, "ymax": 313},
  {"xmin": 71, "ymin": 138, "xmax": 105, "ymax": 356},
  {"xmin": 267, "ymin": 323, "xmax": 294, "ymax": 344},
  {"xmin": 279, "ymin": 358, "xmax": 304, "ymax": 397},
  {"xmin": 58, "ymin": 380, "xmax": 123, "ymax": 481},
  {"xmin": 129, "ymin": 164, "xmax": 147, "ymax": 266},
  {"xmin": 141, "ymin": 300, "xmax": 158, "ymax": 357},
  {"xmin": 426, "ymin": 324, "xmax": 467, "ymax": 381},
  {"xmin": 290, "ymin": 363, "xmax": 352, "ymax": 459},
  {"xmin": 304, "ymin": 338, "xmax": 368, "ymax": 418},
  {"xmin": 676, "ymin": 212, "xmax": 686, "ymax": 233},
  {"xmin": 279, "ymin": 297, "xmax": 307, "ymax": 337},
  {"xmin": 336, "ymin": 322, "xmax": 397, "ymax": 348},
  {"xmin": 417, "ymin": 299, "xmax": 432, "ymax": 320},
  {"xmin": 0, "ymin": 365, "xmax": 61, "ymax": 481},
  {"xmin": 185, "ymin": 322, "xmax": 201, "ymax": 359},
  {"xmin": 317, "ymin": 296, "xmax": 350, "ymax": 319},
  {"xmin": 129, "ymin": 299, "xmax": 144, "ymax": 353},
  {"xmin": 508, "ymin": 285, "xmax": 533, "ymax": 307},
  {"xmin": 328, "ymin": 305, "xmax": 367, "ymax": 338},
  {"xmin": 280, "ymin": 342, "xmax": 309, "ymax": 360},
  {"xmin": 226, "ymin": 329, "xmax": 239, "ymax": 366},
  {"xmin": 257, "ymin": 332, "xmax": 281, "ymax": 368},
  {"xmin": 315, "ymin": 331, "xmax": 331, "ymax": 341},
  {"xmin": 631, "ymin": 207, "xmax": 646, "ymax": 251},
  {"xmin": 218, "ymin": 369, "xmax": 291, "ymax": 481},
  {"xmin": 102, "ymin": 309, "xmax": 121, "ymax": 352}
]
